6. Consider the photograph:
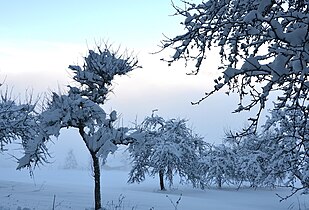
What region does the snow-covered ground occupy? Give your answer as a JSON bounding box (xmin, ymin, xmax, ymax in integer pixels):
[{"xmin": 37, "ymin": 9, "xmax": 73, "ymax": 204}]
[{"xmin": 0, "ymin": 163, "xmax": 308, "ymax": 210}]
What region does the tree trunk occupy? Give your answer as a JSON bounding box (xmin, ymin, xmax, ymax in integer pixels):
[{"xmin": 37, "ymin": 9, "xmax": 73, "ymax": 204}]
[
  {"xmin": 80, "ymin": 125, "xmax": 102, "ymax": 210},
  {"xmin": 217, "ymin": 175, "xmax": 222, "ymax": 188},
  {"xmin": 159, "ymin": 169, "xmax": 166, "ymax": 191},
  {"xmin": 91, "ymin": 152, "xmax": 102, "ymax": 210}
]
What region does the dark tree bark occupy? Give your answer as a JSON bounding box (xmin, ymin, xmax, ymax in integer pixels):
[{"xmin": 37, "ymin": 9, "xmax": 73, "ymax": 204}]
[
  {"xmin": 80, "ymin": 125, "xmax": 102, "ymax": 210},
  {"xmin": 217, "ymin": 175, "xmax": 222, "ymax": 188},
  {"xmin": 159, "ymin": 169, "xmax": 166, "ymax": 191},
  {"xmin": 91, "ymin": 151, "xmax": 102, "ymax": 210}
]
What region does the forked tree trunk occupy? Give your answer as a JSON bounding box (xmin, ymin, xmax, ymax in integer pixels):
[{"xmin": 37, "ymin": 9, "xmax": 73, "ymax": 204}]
[
  {"xmin": 159, "ymin": 169, "xmax": 166, "ymax": 191},
  {"xmin": 91, "ymin": 151, "xmax": 102, "ymax": 210}
]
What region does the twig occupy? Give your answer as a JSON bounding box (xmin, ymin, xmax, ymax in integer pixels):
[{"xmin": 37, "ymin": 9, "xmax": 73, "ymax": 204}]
[{"xmin": 166, "ymin": 194, "xmax": 182, "ymax": 210}]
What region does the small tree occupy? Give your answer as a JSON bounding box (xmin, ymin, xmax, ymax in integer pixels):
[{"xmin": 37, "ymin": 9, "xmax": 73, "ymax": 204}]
[
  {"xmin": 199, "ymin": 144, "xmax": 238, "ymax": 188},
  {"xmin": 63, "ymin": 149, "xmax": 78, "ymax": 170},
  {"xmin": 128, "ymin": 112, "xmax": 205, "ymax": 190},
  {"xmin": 17, "ymin": 45, "xmax": 140, "ymax": 210},
  {"xmin": 230, "ymin": 135, "xmax": 273, "ymax": 188}
]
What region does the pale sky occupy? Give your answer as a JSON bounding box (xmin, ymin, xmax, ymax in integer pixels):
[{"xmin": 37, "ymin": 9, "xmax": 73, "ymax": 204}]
[{"xmin": 0, "ymin": 0, "xmax": 257, "ymax": 166}]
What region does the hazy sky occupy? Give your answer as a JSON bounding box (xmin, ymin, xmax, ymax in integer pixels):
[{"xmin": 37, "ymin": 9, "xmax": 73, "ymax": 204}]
[{"xmin": 0, "ymin": 0, "xmax": 260, "ymax": 166}]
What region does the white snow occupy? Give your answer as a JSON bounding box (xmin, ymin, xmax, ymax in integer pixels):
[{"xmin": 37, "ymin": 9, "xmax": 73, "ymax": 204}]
[{"xmin": 0, "ymin": 163, "xmax": 308, "ymax": 210}]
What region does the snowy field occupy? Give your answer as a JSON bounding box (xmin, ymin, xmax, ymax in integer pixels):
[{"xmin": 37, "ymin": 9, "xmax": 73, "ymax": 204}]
[{"xmin": 0, "ymin": 164, "xmax": 308, "ymax": 210}]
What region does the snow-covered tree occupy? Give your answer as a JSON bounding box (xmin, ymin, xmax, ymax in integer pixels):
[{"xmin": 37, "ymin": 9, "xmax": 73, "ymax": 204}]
[
  {"xmin": 220, "ymin": 107, "xmax": 308, "ymax": 196},
  {"xmin": 0, "ymin": 95, "xmax": 37, "ymax": 153},
  {"xmin": 17, "ymin": 45, "xmax": 140, "ymax": 210},
  {"xmin": 223, "ymin": 127, "xmax": 306, "ymax": 191},
  {"xmin": 63, "ymin": 149, "xmax": 78, "ymax": 170},
  {"xmin": 225, "ymin": 132, "xmax": 276, "ymax": 188},
  {"xmin": 160, "ymin": 0, "xmax": 308, "ymax": 198},
  {"xmin": 128, "ymin": 112, "xmax": 205, "ymax": 190},
  {"xmin": 198, "ymin": 129, "xmax": 297, "ymax": 189},
  {"xmin": 263, "ymin": 105, "xmax": 309, "ymax": 198},
  {"xmin": 161, "ymin": 0, "xmax": 309, "ymax": 135},
  {"xmin": 198, "ymin": 144, "xmax": 238, "ymax": 188}
]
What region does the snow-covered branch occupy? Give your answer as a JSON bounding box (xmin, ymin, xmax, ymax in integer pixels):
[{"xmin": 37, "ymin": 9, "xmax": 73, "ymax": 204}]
[
  {"xmin": 161, "ymin": 0, "xmax": 309, "ymax": 134},
  {"xmin": 69, "ymin": 45, "xmax": 141, "ymax": 104}
]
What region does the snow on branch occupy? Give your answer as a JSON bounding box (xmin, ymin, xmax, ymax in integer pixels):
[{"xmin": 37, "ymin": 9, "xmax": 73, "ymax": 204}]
[
  {"xmin": 69, "ymin": 44, "xmax": 141, "ymax": 104},
  {"xmin": 0, "ymin": 97, "xmax": 36, "ymax": 152},
  {"xmin": 161, "ymin": 0, "xmax": 309, "ymax": 134}
]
